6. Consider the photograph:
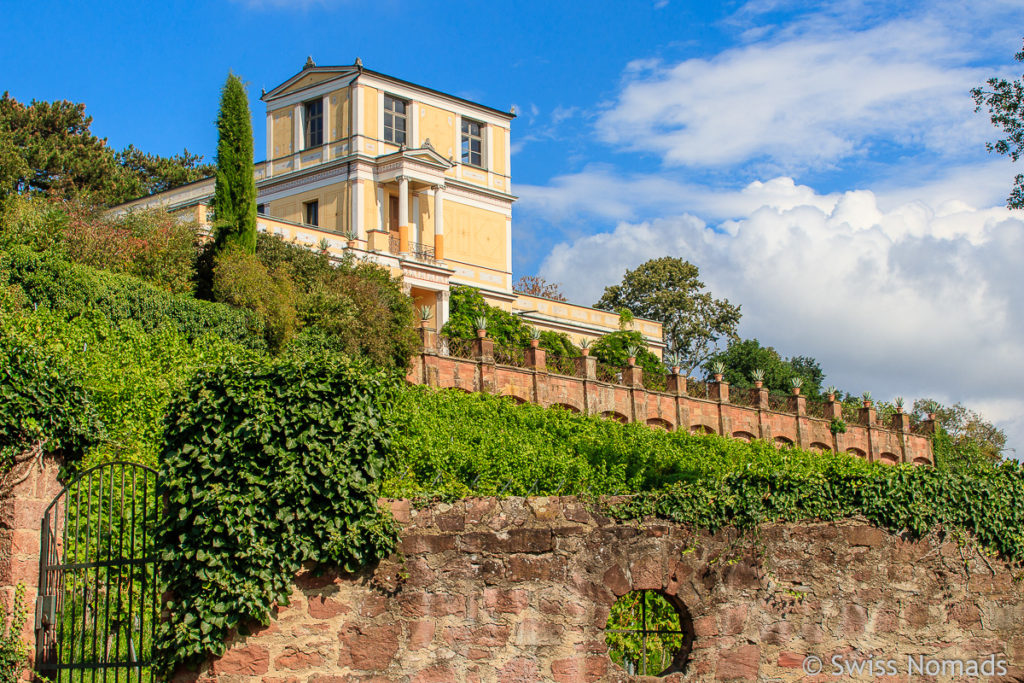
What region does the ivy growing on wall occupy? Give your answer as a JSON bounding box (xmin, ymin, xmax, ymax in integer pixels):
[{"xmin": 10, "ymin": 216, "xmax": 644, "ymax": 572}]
[{"xmin": 156, "ymin": 355, "xmax": 401, "ymax": 668}]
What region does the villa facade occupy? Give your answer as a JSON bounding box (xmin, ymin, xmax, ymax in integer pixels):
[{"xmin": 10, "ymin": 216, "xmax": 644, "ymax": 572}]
[{"xmin": 112, "ymin": 59, "xmax": 664, "ymax": 351}]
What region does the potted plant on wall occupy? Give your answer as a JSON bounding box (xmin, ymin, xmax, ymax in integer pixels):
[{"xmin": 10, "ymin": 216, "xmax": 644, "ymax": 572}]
[
  {"xmin": 578, "ymin": 338, "xmax": 592, "ymax": 357},
  {"xmin": 751, "ymin": 368, "xmax": 765, "ymax": 389},
  {"xmin": 344, "ymin": 229, "xmax": 359, "ymax": 249},
  {"xmin": 862, "ymin": 391, "xmax": 873, "ymax": 408},
  {"xmin": 825, "ymin": 385, "xmax": 837, "ymax": 402},
  {"xmin": 529, "ymin": 327, "xmax": 541, "ymax": 348},
  {"xmin": 419, "ymin": 306, "xmax": 432, "ymax": 329},
  {"xmin": 474, "ymin": 316, "xmax": 488, "ymax": 339},
  {"xmin": 894, "ymin": 396, "xmax": 905, "ymax": 414},
  {"xmin": 790, "ymin": 376, "xmax": 803, "ymax": 395},
  {"xmin": 625, "ymin": 345, "xmax": 640, "ymax": 367},
  {"xmin": 711, "ymin": 361, "xmax": 725, "ymax": 382},
  {"xmin": 668, "ymin": 352, "xmax": 681, "ymax": 375}
]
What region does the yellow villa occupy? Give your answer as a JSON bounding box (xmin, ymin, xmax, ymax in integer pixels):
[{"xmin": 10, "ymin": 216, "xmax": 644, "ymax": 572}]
[{"xmin": 112, "ymin": 58, "xmax": 664, "ymax": 351}]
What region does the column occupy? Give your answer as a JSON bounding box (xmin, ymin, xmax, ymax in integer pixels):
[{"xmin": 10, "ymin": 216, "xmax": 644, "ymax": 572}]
[
  {"xmin": 433, "ymin": 184, "xmax": 445, "ymax": 259},
  {"xmin": 437, "ymin": 290, "xmax": 450, "ymax": 329},
  {"xmin": 353, "ymin": 84, "xmax": 363, "ymax": 153},
  {"xmin": 351, "ymin": 180, "xmax": 363, "ymax": 239},
  {"xmin": 398, "ymin": 176, "xmax": 410, "ymax": 253}
]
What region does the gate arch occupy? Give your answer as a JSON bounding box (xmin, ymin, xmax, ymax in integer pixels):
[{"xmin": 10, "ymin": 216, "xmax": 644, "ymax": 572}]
[{"xmin": 35, "ymin": 461, "xmax": 160, "ymax": 682}]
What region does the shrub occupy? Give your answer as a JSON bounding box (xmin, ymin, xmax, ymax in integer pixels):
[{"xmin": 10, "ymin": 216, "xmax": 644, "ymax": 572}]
[
  {"xmin": 1, "ymin": 246, "xmax": 265, "ymax": 349},
  {"xmin": 591, "ymin": 330, "xmax": 664, "ymax": 377},
  {"xmin": 0, "ymin": 583, "xmax": 29, "ymax": 683},
  {"xmin": 157, "ymin": 354, "xmax": 401, "ymax": 668},
  {"xmin": 0, "ymin": 323, "xmax": 102, "ymax": 479},
  {"xmin": 213, "ymin": 247, "xmax": 298, "ymax": 351}
]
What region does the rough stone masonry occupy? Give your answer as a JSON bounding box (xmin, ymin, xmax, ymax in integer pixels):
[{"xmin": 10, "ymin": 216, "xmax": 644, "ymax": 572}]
[{"xmin": 177, "ymin": 497, "xmax": 1024, "ymax": 682}]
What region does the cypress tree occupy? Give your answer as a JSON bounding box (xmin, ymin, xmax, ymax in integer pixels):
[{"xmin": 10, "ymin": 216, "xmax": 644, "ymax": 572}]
[{"xmin": 212, "ymin": 73, "xmax": 256, "ymax": 254}]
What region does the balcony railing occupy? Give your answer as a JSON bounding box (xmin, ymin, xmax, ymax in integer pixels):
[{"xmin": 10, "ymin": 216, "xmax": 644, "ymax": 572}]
[{"xmin": 388, "ymin": 237, "xmax": 437, "ymax": 263}]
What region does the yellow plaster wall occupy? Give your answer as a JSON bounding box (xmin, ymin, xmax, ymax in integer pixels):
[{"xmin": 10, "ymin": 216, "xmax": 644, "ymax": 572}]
[
  {"xmin": 272, "ymin": 110, "xmax": 294, "ymax": 158},
  {"xmin": 362, "ymin": 181, "xmax": 379, "ymax": 232},
  {"xmin": 268, "ymin": 183, "xmax": 347, "ymax": 232},
  {"xmin": 444, "ymin": 201, "xmax": 507, "ymax": 272},
  {"xmin": 280, "ymin": 72, "xmax": 337, "ymax": 95},
  {"xmin": 330, "ymin": 87, "xmax": 351, "ymax": 141},
  {"xmin": 489, "ymin": 127, "xmax": 508, "ymax": 179},
  {"xmin": 419, "ymin": 103, "xmax": 457, "ymax": 160},
  {"xmin": 362, "ymin": 86, "xmax": 379, "ymax": 141}
]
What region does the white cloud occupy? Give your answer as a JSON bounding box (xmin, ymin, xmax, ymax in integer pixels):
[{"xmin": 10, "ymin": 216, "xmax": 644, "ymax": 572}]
[
  {"xmin": 537, "ymin": 179, "xmax": 1024, "ymax": 456},
  {"xmin": 595, "ymin": 18, "xmax": 994, "ymax": 171}
]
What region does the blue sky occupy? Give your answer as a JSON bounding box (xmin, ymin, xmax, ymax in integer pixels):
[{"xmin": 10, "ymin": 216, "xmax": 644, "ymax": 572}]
[{"xmin": 3, "ymin": 0, "xmax": 1024, "ymax": 454}]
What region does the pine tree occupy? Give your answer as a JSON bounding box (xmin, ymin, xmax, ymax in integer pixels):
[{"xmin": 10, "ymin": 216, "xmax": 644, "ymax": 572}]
[{"xmin": 212, "ymin": 74, "xmax": 256, "ymax": 254}]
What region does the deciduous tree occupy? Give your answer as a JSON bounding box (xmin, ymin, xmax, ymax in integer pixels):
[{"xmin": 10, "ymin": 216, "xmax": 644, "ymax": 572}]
[
  {"xmin": 211, "ymin": 74, "xmax": 256, "ymax": 254},
  {"xmin": 514, "ymin": 275, "xmax": 567, "ymax": 301},
  {"xmin": 595, "ymin": 257, "xmax": 740, "ymax": 375},
  {"xmin": 971, "ymin": 39, "xmax": 1024, "ymax": 208}
]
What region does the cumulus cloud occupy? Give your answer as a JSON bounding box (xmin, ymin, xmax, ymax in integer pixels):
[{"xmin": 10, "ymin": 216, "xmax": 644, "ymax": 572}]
[
  {"xmin": 537, "ymin": 180, "xmax": 1024, "ymax": 456},
  {"xmin": 595, "ymin": 18, "xmax": 993, "ymax": 172}
]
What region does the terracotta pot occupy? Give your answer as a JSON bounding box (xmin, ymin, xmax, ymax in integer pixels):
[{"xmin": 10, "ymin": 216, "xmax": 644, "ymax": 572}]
[
  {"xmin": 671, "ymin": 366, "xmax": 681, "ymax": 375},
  {"xmin": 581, "ymin": 348, "xmax": 590, "ymax": 357},
  {"xmin": 896, "ymin": 406, "xmax": 903, "ymax": 414},
  {"xmin": 476, "ymin": 329, "xmax": 486, "ymax": 339},
  {"xmin": 792, "ymin": 387, "xmax": 801, "ymax": 395},
  {"xmin": 627, "ymin": 357, "xmax": 636, "ymax": 367},
  {"xmin": 827, "ymin": 393, "xmax": 836, "ymax": 402},
  {"xmin": 927, "ymin": 412, "xmax": 936, "ymax": 420},
  {"xmin": 713, "ymin": 373, "xmax": 723, "ymax": 382},
  {"xmin": 754, "ymin": 381, "xmax": 764, "ymax": 389},
  {"xmin": 529, "ymin": 339, "xmax": 539, "ymax": 348},
  {"xmin": 863, "ymin": 400, "xmax": 873, "ymax": 408},
  {"xmin": 347, "ymin": 239, "xmax": 358, "ymax": 249}
]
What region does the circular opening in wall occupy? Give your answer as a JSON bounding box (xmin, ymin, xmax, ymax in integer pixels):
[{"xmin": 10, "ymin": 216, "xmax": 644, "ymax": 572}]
[{"xmin": 605, "ymin": 590, "xmax": 694, "ymax": 677}]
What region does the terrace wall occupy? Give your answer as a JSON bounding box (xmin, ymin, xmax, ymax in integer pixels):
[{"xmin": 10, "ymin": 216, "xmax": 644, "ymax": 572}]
[{"xmin": 406, "ymin": 333, "xmax": 934, "ymax": 465}]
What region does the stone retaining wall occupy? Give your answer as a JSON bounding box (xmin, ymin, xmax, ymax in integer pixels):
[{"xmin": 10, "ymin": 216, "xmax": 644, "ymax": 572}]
[{"xmin": 178, "ymin": 497, "xmax": 1024, "ymax": 682}]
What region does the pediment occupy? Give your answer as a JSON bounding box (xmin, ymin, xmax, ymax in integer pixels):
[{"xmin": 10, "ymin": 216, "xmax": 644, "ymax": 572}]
[
  {"xmin": 380, "ymin": 141, "xmax": 454, "ymax": 169},
  {"xmin": 263, "ymin": 67, "xmax": 356, "ymax": 101}
]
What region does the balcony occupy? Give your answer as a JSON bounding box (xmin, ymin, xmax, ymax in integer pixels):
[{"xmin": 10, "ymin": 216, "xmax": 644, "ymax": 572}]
[{"xmin": 389, "ymin": 237, "xmax": 437, "ymax": 264}]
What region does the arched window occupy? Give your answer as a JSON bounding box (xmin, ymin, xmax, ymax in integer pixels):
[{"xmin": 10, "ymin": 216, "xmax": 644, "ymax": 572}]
[{"xmin": 605, "ymin": 590, "xmax": 694, "ymax": 676}]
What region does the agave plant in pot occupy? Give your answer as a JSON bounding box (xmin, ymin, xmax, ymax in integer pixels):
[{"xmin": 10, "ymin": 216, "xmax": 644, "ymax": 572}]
[
  {"xmin": 711, "ymin": 361, "xmax": 725, "ymax": 382},
  {"xmin": 790, "ymin": 376, "xmax": 803, "ymax": 395},
  {"xmin": 751, "ymin": 368, "xmax": 765, "ymax": 389},
  {"xmin": 529, "ymin": 327, "xmax": 541, "ymax": 348},
  {"xmin": 625, "ymin": 344, "xmax": 640, "ymax": 367},
  {"xmin": 419, "ymin": 305, "xmax": 432, "ymax": 328},
  {"xmin": 825, "ymin": 385, "xmax": 837, "ymax": 402},
  {"xmin": 862, "ymin": 391, "xmax": 873, "ymax": 408},
  {"xmin": 894, "ymin": 396, "xmax": 905, "ymax": 414},
  {"xmin": 667, "ymin": 352, "xmax": 682, "ymax": 375},
  {"xmin": 578, "ymin": 337, "xmax": 592, "ymax": 357},
  {"xmin": 474, "ymin": 316, "xmax": 488, "ymax": 339}
]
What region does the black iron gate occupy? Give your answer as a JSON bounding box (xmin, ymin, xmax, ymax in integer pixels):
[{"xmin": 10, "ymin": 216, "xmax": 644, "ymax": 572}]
[{"xmin": 35, "ymin": 461, "xmax": 160, "ymax": 682}]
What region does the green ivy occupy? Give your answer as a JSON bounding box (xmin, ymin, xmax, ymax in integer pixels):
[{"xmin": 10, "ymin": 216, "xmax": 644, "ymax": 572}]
[
  {"xmin": 0, "ymin": 583, "xmax": 29, "ymax": 683},
  {"xmin": 590, "ymin": 330, "xmax": 664, "ymax": 378},
  {"xmin": 156, "ymin": 354, "xmax": 401, "ymax": 668},
  {"xmin": 441, "ymin": 284, "xmax": 577, "ymax": 354}
]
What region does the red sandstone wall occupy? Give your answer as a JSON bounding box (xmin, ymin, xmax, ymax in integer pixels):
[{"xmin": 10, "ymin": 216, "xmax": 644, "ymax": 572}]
[
  {"xmin": 181, "ymin": 497, "xmax": 1024, "ymax": 683},
  {"xmin": 408, "ymin": 348, "xmax": 934, "ymax": 466},
  {"xmin": 0, "ymin": 453, "xmax": 64, "ymax": 666}
]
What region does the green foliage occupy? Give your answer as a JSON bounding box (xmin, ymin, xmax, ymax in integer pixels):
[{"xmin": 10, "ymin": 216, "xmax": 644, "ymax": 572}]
[
  {"xmin": 595, "ymin": 257, "xmax": 741, "ymax": 374},
  {"xmin": 606, "ymin": 591, "xmax": 684, "ymax": 676},
  {"xmin": 971, "ymin": 40, "xmax": 1024, "ymax": 208},
  {"xmin": 706, "ymin": 338, "xmax": 824, "ymax": 397},
  {"xmin": 112, "ymin": 144, "xmax": 214, "ymax": 203},
  {"xmin": 212, "ymin": 74, "xmax": 257, "ymax": 254},
  {"xmin": 829, "ymin": 418, "xmax": 847, "ymax": 435},
  {"xmin": 1, "ymin": 195, "xmax": 200, "ymax": 294},
  {"xmin": 213, "ymin": 246, "xmax": 298, "ymax": 352},
  {"xmin": 2, "ymin": 245, "xmax": 265, "ymax": 349},
  {"xmin": 385, "ymin": 388, "xmax": 1024, "ymax": 566},
  {"xmin": 442, "ymin": 285, "xmax": 576, "ymax": 356},
  {"xmin": 590, "ymin": 330, "xmax": 664, "ymax": 378},
  {"xmin": 157, "ymin": 355, "xmax": 400, "ymax": 668},
  {"xmin": 0, "ymin": 583, "xmax": 29, "ymax": 683},
  {"xmin": 912, "ymin": 398, "xmax": 1007, "ymax": 468},
  {"xmin": 1, "ymin": 305, "xmax": 257, "ymax": 468},
  {"xmin": 0, "ymin": 323, "xmax": 101, "ymax": 474}
]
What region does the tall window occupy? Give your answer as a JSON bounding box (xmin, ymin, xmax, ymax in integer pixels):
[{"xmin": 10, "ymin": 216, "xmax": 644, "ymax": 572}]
[
  {"xmin": 304, "ymin": 99, "xmax": 323, "ymax": 149},
  {"xmin": 384, "ymin": 95, "xmax": 407, "ymax": 145},
  {"xmin": 304, "ymin": 200, "xmax": 319, "ymax": 227},
  {"xmin": 461, "ymin": 118, "xmax": 483, "ymax": 167}
]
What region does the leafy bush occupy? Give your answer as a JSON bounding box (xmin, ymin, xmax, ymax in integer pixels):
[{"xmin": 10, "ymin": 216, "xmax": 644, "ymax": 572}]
[
  {"xmin": 591, "ymin": 330, "xmax": 664, "ymax": 378},
  {"xmin": 0, "ymin": 324, "xmax": 101, "ymax": 477},
  {"xmin": 213, "ymin": 247, "xmax": 298, "ymax": 351},
  {"xmin": 157, "ymin": 355, "xmax": 401, "ymax": 668},
  {"xmin": 1, "ymin": 196, "xmax": 200, "ymax": 294},
  {"xmin": 2, "ymin": 246, "xmax": 265, "ymax": 349},
  {"xmin": 442, "ymin": 284, "xmax": 578, "ymax": 356},
  {"xmin": 1, "ymin": 305, "xmax": 258, "ymax": 469}
]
